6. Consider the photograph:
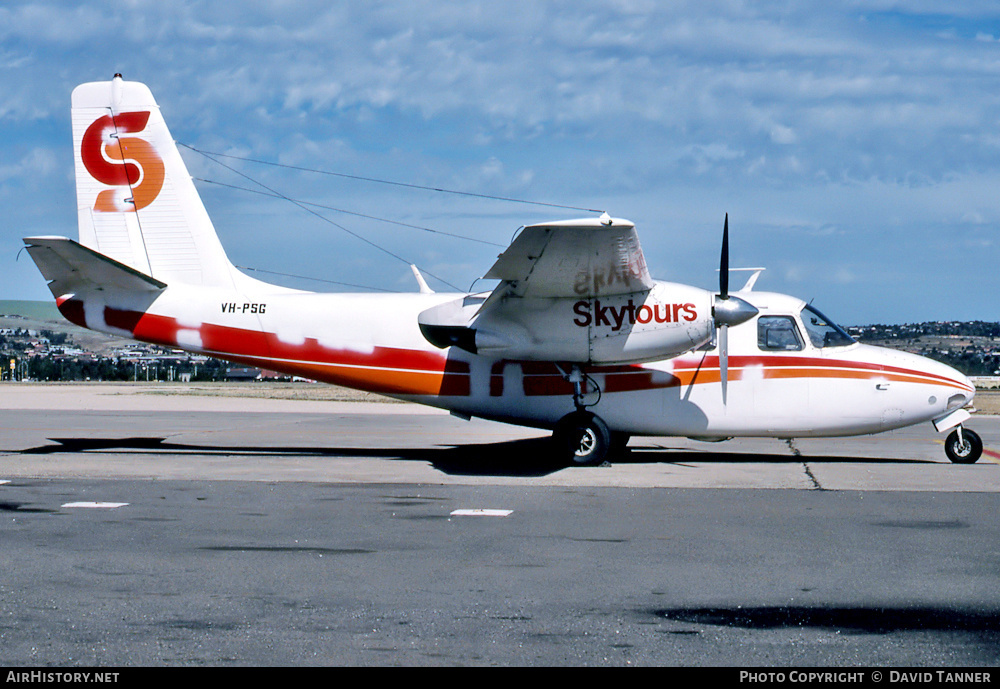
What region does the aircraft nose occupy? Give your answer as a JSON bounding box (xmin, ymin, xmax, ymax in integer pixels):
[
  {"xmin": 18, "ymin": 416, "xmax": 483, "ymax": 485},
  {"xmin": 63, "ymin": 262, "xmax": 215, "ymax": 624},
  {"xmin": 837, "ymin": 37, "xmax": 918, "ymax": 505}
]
[
  {"xmin": 931, "ymin": 360, "xmax": 975, "ymax": 409},
  {"xmin": 955, "ymin": 372, "xmax": 976, "ymax": 407},
  {"xmin": 875, "ymin": 346, "xmax": 976, "ymax": 411}
]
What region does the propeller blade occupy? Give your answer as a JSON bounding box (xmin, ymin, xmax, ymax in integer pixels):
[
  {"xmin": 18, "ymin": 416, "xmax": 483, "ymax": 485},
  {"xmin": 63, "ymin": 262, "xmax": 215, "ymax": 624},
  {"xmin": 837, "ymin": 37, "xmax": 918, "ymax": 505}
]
[
  {"xmin": 720, "ymin": 213, "xmax": 729, "ymax": 300},
  {"xmin": 719, "ymin": 324, "xmax": 728, "ymax": 405},
  {"xmin": 712, "ymin": 212, "xmax": 754, "ymax": 405}
]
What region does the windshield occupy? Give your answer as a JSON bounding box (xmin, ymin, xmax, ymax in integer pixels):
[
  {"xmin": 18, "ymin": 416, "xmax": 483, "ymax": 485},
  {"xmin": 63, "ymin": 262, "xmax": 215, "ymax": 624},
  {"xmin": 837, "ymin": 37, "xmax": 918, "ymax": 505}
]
[{"xmin": 801, "ymin": 305, "xmax": 856, "ymax": 348}]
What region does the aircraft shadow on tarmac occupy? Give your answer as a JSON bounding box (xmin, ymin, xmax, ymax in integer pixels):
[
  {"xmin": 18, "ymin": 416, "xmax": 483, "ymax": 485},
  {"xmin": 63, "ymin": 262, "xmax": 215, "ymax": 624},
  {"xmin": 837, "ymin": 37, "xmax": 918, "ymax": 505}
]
[
  {"xmin": 19, "ymin": 435, "xmax": 936, "ymax": 478},
  {"xmin": 650, "ymin": 605, "xmax": 1000, "ymax": 636}
]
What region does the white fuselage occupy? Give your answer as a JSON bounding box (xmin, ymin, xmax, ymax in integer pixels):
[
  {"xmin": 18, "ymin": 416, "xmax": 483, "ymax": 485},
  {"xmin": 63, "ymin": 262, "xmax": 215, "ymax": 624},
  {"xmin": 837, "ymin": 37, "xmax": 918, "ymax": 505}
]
[
  {"xmin": 27, "ymin": 77, "xmax": 978, "ymax": 463},
  {"xmin": 58, "ymin": 279, "xmax": 975, "ymax": 441}
]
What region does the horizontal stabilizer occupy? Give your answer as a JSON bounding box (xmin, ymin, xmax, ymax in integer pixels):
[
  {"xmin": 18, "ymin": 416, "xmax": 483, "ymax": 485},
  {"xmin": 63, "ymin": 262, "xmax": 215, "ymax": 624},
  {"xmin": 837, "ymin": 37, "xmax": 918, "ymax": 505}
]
[{"xmin": 22, "ymin": 235, "xmax": 167, "ymax": 298}]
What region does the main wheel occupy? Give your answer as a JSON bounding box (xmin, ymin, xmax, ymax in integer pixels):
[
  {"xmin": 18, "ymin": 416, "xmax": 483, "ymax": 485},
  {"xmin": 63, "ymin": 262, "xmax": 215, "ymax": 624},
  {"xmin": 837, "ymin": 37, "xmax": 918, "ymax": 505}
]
[
  {"xmin": 609, "ymin": 431, "xmax": 631, "ymax": 459},
  {"xmin": 554, "ymin": 412, "xmax": 612, "ymax": 466},
  {"xmin": 945, "ymin": 428, "xmax": 982, "ymax": 464}
]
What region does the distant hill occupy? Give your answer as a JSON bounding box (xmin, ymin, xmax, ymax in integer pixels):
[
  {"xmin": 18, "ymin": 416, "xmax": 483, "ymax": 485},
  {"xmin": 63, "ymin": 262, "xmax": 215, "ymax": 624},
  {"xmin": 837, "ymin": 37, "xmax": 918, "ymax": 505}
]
[
  {"xmin": 0, "ymin": 299, "xmax": 126, "ymax": 354},
  {"xmin": 0, "ymin": 300, "xmax": 62, "ymax": 322}
]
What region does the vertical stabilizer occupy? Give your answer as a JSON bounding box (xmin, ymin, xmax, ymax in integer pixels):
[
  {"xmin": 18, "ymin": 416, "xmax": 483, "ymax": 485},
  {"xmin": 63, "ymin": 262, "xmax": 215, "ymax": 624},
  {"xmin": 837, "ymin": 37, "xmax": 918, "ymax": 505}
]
[{"xmin": 72, "ymin": 75, "xmax": 236, "ymax": 287}]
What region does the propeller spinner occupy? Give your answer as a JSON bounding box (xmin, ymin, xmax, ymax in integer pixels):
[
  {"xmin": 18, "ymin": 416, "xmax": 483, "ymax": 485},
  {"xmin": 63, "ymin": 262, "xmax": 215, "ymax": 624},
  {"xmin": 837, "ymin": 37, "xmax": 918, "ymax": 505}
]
[{"xmin": 713, "ymin": 214, "xmax": 759, "ymax": 402}]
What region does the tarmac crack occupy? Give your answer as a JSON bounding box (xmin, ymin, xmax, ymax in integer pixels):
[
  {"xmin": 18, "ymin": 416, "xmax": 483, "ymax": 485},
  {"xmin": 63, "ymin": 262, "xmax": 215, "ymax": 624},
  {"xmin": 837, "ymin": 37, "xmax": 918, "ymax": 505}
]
[{"xmin": 785, "ymin": 438, "xmax": 824, "ymax": 490}]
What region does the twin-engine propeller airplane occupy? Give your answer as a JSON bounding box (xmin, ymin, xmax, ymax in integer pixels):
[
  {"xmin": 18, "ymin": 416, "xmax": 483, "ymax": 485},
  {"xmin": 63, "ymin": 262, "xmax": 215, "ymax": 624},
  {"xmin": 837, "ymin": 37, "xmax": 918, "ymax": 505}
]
[{"xmin": 23, "ymin": 76, "xmax": 984, "ymax": 466}]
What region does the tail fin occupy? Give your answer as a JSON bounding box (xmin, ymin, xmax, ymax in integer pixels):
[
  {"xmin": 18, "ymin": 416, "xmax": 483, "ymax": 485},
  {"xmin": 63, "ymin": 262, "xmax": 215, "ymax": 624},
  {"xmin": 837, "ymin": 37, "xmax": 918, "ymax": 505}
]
[{"xmin": 72, "ymin": 75, "xmax": 236, "ymax": 288}]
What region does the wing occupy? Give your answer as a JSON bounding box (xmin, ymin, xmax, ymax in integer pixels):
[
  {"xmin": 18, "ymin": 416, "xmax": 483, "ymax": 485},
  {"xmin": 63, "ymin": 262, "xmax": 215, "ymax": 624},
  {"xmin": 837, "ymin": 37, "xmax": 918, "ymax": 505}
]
[
  {"xmin": 419, "ymin": 216, "xmax": 714, "ymax": 364},
  {"xmin": 484, "ymin": 217, "xmax": 653, "ymax": 298}
]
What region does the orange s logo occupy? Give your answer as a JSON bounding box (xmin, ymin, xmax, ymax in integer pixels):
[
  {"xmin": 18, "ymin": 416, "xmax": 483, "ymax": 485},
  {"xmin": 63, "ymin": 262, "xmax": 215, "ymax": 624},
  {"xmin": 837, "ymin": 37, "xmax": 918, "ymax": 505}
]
[{"xmin": 81, "ymin": 111, "xmax": 164, "ymax": 212}]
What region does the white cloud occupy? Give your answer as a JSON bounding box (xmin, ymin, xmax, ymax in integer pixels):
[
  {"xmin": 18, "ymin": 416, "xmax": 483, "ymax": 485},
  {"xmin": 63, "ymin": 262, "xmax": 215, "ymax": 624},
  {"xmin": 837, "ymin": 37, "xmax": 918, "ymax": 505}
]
[
  {"xmin": 1, "ymin": 1, "xmax": 999, "ymax": 321},
  {"xmin": 770, "ymin": 125, "xmax": 797, "ymax": 145},
  {"xmin": 0, "ymin": 147, "xmax": 59, "ymax": 183}
]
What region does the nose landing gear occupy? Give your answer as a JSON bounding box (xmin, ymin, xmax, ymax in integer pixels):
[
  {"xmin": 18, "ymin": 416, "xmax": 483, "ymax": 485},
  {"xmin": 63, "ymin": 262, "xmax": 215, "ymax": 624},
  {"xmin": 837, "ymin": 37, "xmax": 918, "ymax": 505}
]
[{"xmin": 944, "ymin": 426, "xmax": 983, "ymax": 464}]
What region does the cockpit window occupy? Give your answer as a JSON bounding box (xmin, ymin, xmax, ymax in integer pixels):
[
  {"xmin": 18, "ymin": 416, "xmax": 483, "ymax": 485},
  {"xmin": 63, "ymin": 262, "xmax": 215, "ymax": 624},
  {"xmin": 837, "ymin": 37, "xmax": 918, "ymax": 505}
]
[
  {"xmin": 757, "ymin": 316, "xmax": 804, "ymax": 351},
  {"xmin": 800, "ymin": 305, "xmax": 856, "ymax": 348}
]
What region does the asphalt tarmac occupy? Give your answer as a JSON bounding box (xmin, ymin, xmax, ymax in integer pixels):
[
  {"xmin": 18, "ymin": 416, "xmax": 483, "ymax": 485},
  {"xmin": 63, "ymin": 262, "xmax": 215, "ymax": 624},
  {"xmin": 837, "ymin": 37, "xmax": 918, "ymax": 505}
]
[{"xmin": 1, "ymin": 384, "xmax": 999, "ymax": 667}]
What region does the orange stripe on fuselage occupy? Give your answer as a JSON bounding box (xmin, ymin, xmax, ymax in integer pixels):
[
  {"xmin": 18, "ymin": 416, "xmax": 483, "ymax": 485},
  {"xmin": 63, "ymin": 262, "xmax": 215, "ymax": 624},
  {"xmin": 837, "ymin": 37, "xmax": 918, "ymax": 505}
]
[
  {"xmin": 123, "ymin": 308, "xmax": 470, "ymax": 397},
  {"xmin": 672, "ymin": 355, "xmax": 972, "ymax": 393},
  {"xmin": 518, "ymin": 355, "xmax": 970, "ymax": 396},
  {"xmin": 70, "ymin": 300, "xmax": 968, "ymax": 399}
]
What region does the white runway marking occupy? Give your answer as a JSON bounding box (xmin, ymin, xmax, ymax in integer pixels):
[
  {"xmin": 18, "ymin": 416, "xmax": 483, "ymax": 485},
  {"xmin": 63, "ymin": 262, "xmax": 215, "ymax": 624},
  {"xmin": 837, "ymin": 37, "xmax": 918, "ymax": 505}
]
[
  {"xmin": 450, "ymin": 508, "xmax": 513, "ymax": 517},
  {"xmin": 61, "ymin": 502, "xmax": 129, "ymax": 509}
]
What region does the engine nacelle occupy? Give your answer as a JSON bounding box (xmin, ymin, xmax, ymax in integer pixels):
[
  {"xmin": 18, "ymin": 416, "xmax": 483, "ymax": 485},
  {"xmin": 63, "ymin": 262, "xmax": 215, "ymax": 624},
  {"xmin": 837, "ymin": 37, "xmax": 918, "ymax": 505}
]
[{"xmin": 419, "ymin": 282, "xmax": 716, "ymax": 364}]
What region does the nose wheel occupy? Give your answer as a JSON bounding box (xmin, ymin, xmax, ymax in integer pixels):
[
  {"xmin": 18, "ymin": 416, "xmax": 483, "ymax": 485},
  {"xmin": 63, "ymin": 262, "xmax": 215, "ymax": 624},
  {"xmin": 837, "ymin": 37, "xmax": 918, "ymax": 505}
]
[{"xmin": 944, "ymin": 426, "xmax": 983, "ymax": 464}]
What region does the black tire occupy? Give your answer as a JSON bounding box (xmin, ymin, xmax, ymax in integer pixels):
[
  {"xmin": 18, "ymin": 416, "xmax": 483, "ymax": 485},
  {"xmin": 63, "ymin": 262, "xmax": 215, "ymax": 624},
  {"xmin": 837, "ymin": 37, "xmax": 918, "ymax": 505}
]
[
  {"xmin": 945, "ymin": 428, "xmax": 982, "ymax": 464},
  {"xmin": 554, "ymin": 412, "xmax": 611, "ymax": 466},
  {"xmin": 609, "ymin": 431, "xmax": 631, "ymax": 458}
]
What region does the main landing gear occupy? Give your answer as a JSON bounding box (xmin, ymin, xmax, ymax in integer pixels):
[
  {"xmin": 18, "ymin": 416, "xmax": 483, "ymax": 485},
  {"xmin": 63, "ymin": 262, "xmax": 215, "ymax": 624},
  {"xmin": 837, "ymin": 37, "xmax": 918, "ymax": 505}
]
[
  {"xmin": 552, "ymin": 365, "xmax": 627, "ymax": 467},
  {"xmin": 553, "ymin": 411, "xmax": 611, "ymax": 466},
  {"xmin": 944, "ymin": 426, "xmax": 983, "ymax": 464}
]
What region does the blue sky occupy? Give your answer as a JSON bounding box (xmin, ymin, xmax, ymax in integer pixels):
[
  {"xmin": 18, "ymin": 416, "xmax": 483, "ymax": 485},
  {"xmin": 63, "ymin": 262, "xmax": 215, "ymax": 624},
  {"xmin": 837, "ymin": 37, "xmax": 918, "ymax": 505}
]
[{"xmin": 2, "ymin": 1, "xmax": 999, "ymax": 324}]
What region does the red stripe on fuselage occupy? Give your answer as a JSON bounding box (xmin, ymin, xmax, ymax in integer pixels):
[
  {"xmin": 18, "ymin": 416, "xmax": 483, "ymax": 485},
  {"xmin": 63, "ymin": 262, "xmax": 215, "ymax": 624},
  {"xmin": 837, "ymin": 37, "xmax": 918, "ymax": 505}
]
[
  {"xmin": 672, "ymin": 354, "xmax": 972, "ymax": 393},
  {"xmin": 113, "ymin": 307, "xmax": 469, "ymax": 396},
  {"xmin": 513, "ymin": 354, "xmax": 970, "ymax": 396},
  {"xmin": 62, "ymin": 300, "xmax": 968, "ymax": 398}
]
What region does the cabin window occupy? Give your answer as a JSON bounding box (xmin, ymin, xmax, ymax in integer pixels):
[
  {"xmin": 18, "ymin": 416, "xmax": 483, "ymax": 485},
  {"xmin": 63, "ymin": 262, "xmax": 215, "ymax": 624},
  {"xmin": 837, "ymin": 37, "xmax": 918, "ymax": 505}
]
[
  {"xmin": 800, "ymin": 305, "xmax": 856, "ymax": 348},
  {"xmin": 757, "ymin": 316, "xmax": 804, "ymax": 351}
]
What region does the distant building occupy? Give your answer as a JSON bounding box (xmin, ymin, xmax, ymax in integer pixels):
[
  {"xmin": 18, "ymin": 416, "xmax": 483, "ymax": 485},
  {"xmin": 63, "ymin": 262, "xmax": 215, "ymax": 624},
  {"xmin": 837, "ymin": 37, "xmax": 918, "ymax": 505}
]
[{"xmin": 225, "ymin": 367, "xmax": 261, "ymax": 380}]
